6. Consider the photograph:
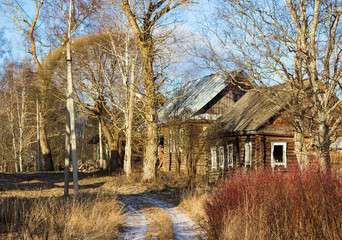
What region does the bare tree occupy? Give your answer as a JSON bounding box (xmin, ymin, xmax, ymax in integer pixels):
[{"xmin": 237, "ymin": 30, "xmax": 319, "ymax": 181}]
[
  {"xmin": 112, "ymin": 0, "xmax": 195, "ymax": 181},
  {"xmin": 200, "ymin": 0, "xmax": 342, "ymax": 168},
  {"xmin": 1, "ymin": 0, "xmax": 100, "ymax": 171},
  {"xmin": 0, "ymin": 61, "xmax": 34, "ymax": 172},
  {"xmin": 96, "ymin": 7, "xmax": 144, "ymax": 175}
]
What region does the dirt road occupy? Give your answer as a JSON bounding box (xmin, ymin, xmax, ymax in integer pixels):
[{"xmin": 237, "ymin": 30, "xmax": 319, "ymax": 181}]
[{"xmin": 118, "ymin": 191, "xmax": 206, "ymax": 239}]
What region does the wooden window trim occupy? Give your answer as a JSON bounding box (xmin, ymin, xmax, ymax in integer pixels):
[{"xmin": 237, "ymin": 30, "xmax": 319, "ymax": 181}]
[
  {"xmin": 211, "ymin": 147, "xmax": 217, "ymax": 170},
  {"xmin": 245, "ymin": 142, "xmax": 252, "ymax": 167},
  {"xmin": 219, "ymin": 146, "xmax": 224, "ymax": 169},
  {"xmin": 168, "ymin": 130, "xmax": 172, "ymax": 153},
  {"xmin": 179, "ymin": 129, "xmax": 184, "ymax": 152},
  {"xmin": 227, "ymin": 143, "xmax": 233, "ymax": 168}
]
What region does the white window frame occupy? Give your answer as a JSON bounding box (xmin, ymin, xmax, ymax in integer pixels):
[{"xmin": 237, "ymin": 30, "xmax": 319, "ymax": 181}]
[
  {"xmin": 168, "ymin": 130, "xmax": 172, "ymax": 153},
  {"xmin": 227, "ymin": 144, "xmax": 234, "ymax": 168},
  {"xmin": 179, "ymin": 129, "xmax": 184, "ymax": 152},
  {"xmin": 245, "ymin": 142, "xmax": 252, "ymax": 167},
  {"xmin": 211, "ymin": 147, "xmax": 217, "ymax": 170},
  {"xmin": 219, "ymin": 146, "xmax": 224, "ymax": 169},
  {"xmin": 271, "ymin": 142, "xmax": 287, "ymax": 168}
]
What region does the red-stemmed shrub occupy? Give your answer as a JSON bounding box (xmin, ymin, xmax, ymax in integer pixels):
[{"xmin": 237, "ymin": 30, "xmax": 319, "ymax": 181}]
[{"xmin": 204, "ymin": 168, "xmax": 342, "ymax": 239}]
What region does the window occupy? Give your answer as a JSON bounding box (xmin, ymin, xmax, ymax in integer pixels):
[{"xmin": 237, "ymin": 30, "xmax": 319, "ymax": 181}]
[
  {"xmin": 271, "ymin": 142, "xmax": 287, "ymax": 168},
  {"xmin": 168, "ymin": 130, "xmax": 172, "ymax": 153},
  {"xmin": 179, "ymin": 129, "xmax": 184, "ymax": 152},
  {"xmin": 233, "ymin": 93, "xmax": 239, "ymax": 102},
  {"xmin": 219, "ymin": 146, "xmax": 224, "ymax": 169},
  {"xmin": 227, "ymin": 144, "xmax": 233, "ymax": 168},
  {"xmin": 211, "ymin": 147, "xmax": 217, "ymax": 170},
  {"xmin": 245, "ymin": 142, "xmax": 252, "ymax": 167}
]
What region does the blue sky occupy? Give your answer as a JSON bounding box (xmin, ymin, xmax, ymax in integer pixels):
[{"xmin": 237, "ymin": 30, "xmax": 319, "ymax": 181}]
[{"xmin": 0, "ymin": 1, "xmax": 213, "ymax": 59}]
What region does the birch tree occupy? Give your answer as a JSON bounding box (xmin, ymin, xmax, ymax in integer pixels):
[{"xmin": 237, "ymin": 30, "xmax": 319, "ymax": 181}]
[
  {"xmin": 113, "ymin": 0, "xmax": 195, "ymax": 181},
  {"xmin": 0, "ymin": 61, "xmax": 33, "ymax": 172},
  {"xmin": 202, "ymin": 0, "xmax": 342, "ymax": 168},
  {"xmin": 67, "ymin": 32, "xmax": 144, "ymax": 172},
  {"xmin": 97, "ymin": 8, "xmax": 143, "ymax": 175},
  {"xmin": 1, "ymin": 0, "xmax": 100, "ymax": 170}
]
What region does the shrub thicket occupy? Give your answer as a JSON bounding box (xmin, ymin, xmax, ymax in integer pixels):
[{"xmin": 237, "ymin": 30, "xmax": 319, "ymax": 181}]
[{"xmin": 204, "ymin": 168, "xmax": 342, "ymax": 239}]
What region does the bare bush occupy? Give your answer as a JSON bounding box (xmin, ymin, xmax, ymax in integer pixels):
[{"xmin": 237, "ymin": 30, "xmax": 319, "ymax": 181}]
[{"xmin": 204, "ymin": 169, "xmax": 342, "ymax": 239}]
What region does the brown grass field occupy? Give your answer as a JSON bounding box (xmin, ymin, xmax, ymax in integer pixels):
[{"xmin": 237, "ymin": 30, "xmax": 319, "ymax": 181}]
[
  {"xmin": 0, "ymin": 170, "xmax": 204, "ymax": 239},
  {"xmin": 0, "ymin": 172, "xmax": 124, "ymax": 239}
]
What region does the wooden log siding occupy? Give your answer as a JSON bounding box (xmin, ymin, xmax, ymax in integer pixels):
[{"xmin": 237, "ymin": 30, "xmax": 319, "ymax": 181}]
[
  {"xmin": 205, "ymin": 134, "xmax": 304, "ymax": 181},
  {"xmin": 206, "ymin": 135, "xmax": 263, "ymax": 182},
  {"xmin": 200, "ymin": 86, "xmax": 245, "ymax": 115},
  {"xmin": 330, "ymin": 150, "xmax": 342, "ymax": 168},
  {"xmin": 159, "ymin": 123, "xmax": 209, "ymax": 174}
]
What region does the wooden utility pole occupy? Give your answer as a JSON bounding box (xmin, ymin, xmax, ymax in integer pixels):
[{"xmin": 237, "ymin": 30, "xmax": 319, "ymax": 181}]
[
  {"xmin": 99, "ymin": 121, "xmax": 104, "ymax": 169},
  {"xmin": 64, "ymin": 109, "xmax": 70, "ymax": 196},
  {"xmin": 65, "ymin": 0, "xmax": 78, "ymax": 197},
  {"xmin": 124, "ymin": 63, "xmax": 135, "ymax": 176},
  {"xmin": 37, "ymin": 98, "xmax": 41, "ymax": 171}
]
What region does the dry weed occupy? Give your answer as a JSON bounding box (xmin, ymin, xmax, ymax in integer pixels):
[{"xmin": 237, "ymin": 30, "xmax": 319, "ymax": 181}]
[
  {"xmin": 0, "ymin": 192, "xmax": 124, "ymax": 239},
  {"xmin": 180, "ymin": 188, "xmax": 209, "ymax": 226},
  {"xmin": 145, "ymin": 207, "xmax": 174, "ymax": 240}
]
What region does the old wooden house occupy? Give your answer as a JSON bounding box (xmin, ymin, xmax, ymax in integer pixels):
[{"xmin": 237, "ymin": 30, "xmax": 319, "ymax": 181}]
[
  {"xmin": 158, "ymin": 71, "xmax": 250, "ymax": 175},
  {"xmin": 205, "ymin": 87, "xmax": 342, "ymax": 181}
]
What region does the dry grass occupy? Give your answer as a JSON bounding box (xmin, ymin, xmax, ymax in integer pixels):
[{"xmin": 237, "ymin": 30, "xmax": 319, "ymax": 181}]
[
  {"xmin": 180, "ymin": 188, "xmax": 210, "ymax": 227},
  {"xmin": 145, "ymin": 207, "xmax": 174, "ymax": 240},
  {"xmin": 0, "ymin": 191, "xmax": 124, "ymax": 239}
]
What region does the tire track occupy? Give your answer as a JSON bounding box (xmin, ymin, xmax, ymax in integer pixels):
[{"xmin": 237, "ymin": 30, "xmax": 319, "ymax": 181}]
[
  {"xmin": 118, "ymin": 195, "xmax": 149, "ymax": 240},
  {"xmin": 119, "ymin": 193, "xmax": 206, "ymax": 240}
]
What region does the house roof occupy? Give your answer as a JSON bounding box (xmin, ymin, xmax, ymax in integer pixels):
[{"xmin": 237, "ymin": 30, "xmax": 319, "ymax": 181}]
[
  {"xmin": 213, "ymin": 84, "xmax": 292, "ymax": 134},
  {"xmin": 159, "ymin": 71, "xmax": 246, "ymax": 123}
]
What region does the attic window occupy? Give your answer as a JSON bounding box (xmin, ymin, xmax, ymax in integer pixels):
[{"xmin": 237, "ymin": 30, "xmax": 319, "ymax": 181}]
[
  {"xmin": 233, "ymin": 93, "xmax": 239, "ymax": 102},
  {"xmin": 219, "ymin": 146, "xmax": 224, "ymax": 169},
  {"xmin": 234, "ymin": 92, "xmax": 242, "ymax": 102},
  {"xmin": 211, "ymin": 147, "xmax": 217, "ymax": 170},
  {"xmin": 271, "ymin": 142, "xmax": 287, "ymax": 168},
  {"xmin": 227, "ymin": 144, "xmax": 233, "ymax": 168},
  {"xmin": 245, "ymin": 142, "xmax": 252, "ymax": 167}
]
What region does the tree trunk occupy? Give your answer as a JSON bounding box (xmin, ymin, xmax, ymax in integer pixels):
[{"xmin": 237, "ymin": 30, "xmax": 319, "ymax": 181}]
[
  {"xmin": 101, "ymin": 119, "xmax": 120, "ymax": 171},
  {"xmin": 142, "ymin": 44, "xmax": 158, "ymax": 182},
  {"xmin": 109, "ymin": 140, "xmax": 120, "ymax": 172},
  {"xmin": 143, "ymin": 114, "xmax": 158, "ymax": 181},
  {"xmin": 39, "ymin": 112, "xmax": 54, "ymax": 171},
  {"xmin": 317, "ymin": 112, "xmax": 331, "ymax": 169},
  {"xmin": 37, "ymin": 99, "xmax": 41, "ymax": 171},
  {"xmin": 293, "ymin": 114, "xmax": 308, "ymax": 170}
]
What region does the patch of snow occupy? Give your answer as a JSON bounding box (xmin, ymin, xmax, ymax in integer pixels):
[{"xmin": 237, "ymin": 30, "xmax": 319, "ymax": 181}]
[
  {"xmin": 140, "ymin": 195, "xmax": 207, "ymax": 240},
  {"xmin": 119, "ymin": 195, "xmax": 149, "ymax": 240}
]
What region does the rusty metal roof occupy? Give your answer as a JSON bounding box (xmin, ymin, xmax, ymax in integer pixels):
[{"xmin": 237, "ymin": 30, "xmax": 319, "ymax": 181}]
[{"xmin": 159, "ymin": 72, "xmax": 232, "ymax": 123}]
